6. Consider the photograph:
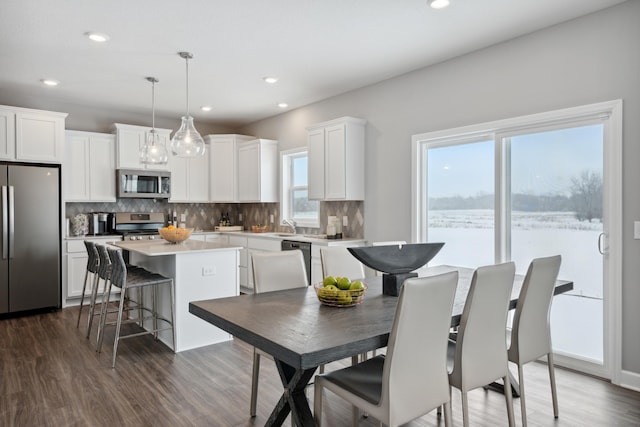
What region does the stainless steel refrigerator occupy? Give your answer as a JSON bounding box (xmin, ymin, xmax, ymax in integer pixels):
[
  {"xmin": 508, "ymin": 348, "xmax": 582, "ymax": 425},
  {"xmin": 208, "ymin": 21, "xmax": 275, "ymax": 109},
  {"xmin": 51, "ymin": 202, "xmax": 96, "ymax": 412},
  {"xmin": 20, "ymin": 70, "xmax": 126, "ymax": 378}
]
[{"xmin": 1, "ymin": 163, "xmax": 61, "ymax": 314}]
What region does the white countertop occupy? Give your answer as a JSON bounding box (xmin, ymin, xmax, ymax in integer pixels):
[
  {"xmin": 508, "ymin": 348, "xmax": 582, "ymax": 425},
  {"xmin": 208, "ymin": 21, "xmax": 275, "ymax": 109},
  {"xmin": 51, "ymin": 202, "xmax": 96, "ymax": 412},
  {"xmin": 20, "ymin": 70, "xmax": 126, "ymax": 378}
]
[
  {"xmin": 113, "ymin": 239, "xmax": 242, "ymax": 256},
  {"xmin": 193, "ymin": 230, "xmax": 366, "ymax": 245}
]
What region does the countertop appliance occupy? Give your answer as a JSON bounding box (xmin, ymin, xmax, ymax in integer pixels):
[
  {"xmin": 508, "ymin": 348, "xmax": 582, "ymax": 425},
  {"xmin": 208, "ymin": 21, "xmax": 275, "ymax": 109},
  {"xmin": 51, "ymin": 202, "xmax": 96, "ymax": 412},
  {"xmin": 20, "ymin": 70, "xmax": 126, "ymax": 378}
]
[
  {"xmin": 114, "ymin": 212, "xmax": 165, "ymax": 241},
  {"xmin": 1, "ymin": 163, "xmax": 60, "ymax": 314},
  {"xmin": 281, "ymin": 239, "xmax": 312, "ymax": 286},
  {"xmin": 117, "ymin": 169, "xmax": 171, "ymax": 199},
  {"xmin": 89, "ymin": 212, "xmax": 115, "ymax": 235}
]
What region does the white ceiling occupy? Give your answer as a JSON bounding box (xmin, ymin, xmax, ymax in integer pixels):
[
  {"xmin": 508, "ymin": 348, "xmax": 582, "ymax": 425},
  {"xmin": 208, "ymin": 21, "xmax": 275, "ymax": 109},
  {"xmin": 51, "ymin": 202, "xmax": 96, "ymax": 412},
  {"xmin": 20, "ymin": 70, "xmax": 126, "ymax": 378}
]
[{"xmin": 0, "ymin": 0, "xmax": 626, "ymax": 127}]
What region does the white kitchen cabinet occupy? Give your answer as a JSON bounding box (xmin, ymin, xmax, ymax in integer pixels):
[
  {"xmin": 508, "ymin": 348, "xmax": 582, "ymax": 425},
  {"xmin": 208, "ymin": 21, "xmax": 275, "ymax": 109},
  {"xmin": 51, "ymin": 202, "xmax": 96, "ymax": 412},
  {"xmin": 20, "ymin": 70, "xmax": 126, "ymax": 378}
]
[
  {"xmin": 237, "ymin": 139, "xmax": 278, "ymax": 203},
  {"xmin": 306, "ymin": 116, "xmax": 366, "ymax": 201},
  {"xmin": 228, "ymin": 235, "xmax": 249, "ymax": 292},
  {"xmin": 64, "ymin": 237, "xmax": 121, "ymax": 301},
  {"xmin": 205, "ymin": 134, "xmax": 255, "ymax": 202},
  {"xmin": 112, "ymin": 123, "xmax": 172, "ymax": 171},
  {"xmin": 0, "ymin": 105, "xmax": 66, "ymax": 163},
  {"xmin": 167, "ymin": 149, "xmax": 209, "ymax": 203},
  {"xmin": 64, "ymin": 130, "xmax": 116, "ymax": 202}
]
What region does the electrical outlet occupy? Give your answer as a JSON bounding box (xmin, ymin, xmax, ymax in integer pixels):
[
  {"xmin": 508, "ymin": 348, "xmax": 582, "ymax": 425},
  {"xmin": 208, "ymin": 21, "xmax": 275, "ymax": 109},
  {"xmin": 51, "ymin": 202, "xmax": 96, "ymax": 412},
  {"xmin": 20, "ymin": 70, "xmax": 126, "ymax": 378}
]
[
  {"xmin": 180, "ymin": 213, "xmax": 186, "ymax": 222},
  {"xmin": 270, "ymin": 214, "xmax": 274, "ymax": 223},
  {"xmin": 343, "ymin": 216, "xmax": 348, "ymax": 227},
  {"xmin": 202, "ymin": 266, "xmax": 216, "ymax": 276},
  {"xmin": 239, "ymin": 213, "xmax": 243, "ymax": 221},
  {"xmin": 635, "ymin": 221, "xmax": 640, "ymax": 239}
]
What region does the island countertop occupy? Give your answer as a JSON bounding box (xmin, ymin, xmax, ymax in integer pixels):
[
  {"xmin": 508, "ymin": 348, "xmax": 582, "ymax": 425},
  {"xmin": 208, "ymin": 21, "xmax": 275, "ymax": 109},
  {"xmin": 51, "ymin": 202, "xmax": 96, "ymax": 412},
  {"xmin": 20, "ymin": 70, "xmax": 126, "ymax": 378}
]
[{"xmin": 113, "ymin": 239, "xmax": 243, "ymax": 256}]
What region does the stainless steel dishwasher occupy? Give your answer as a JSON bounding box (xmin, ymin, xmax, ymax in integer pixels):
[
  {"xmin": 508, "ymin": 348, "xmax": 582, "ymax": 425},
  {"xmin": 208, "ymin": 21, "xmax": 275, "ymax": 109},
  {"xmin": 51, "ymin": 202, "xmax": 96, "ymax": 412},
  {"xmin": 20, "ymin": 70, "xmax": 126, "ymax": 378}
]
[{"xmin": 281, "ymin": 240, "xmax": 312, "ymax": 285}]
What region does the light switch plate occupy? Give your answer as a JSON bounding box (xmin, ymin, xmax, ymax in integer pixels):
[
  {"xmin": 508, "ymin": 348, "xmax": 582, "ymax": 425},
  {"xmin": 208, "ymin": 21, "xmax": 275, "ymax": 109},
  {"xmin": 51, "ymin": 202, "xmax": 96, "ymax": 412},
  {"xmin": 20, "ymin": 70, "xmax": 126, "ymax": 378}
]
[
  {"xmin": 634, "ymin": 221, "xmax": 640, "ymax": 239},
  {"xmin": 343, "ymin": 216, "xmax": 348, "ymax": 227},
  {"xmin": 202, "ymin": 266, "xmax": 216, "ymax": 276}
]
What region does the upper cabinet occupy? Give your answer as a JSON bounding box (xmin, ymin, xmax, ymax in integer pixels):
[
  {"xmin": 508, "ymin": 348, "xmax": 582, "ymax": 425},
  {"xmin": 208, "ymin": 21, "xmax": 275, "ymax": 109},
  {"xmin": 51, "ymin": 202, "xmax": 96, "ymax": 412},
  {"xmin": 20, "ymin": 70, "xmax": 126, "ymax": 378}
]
[
  {"xmin": 205, "ymin": 134, "xmax": 254, "ymax": 202},
  {"xmin": 167, "ymin": 149, "xmax": 209, "ymax": 203},
  {"xmin": 112, "ymin": 123, "xmax": 172, "ymax": 171},
  {"xmin": 237, "ymin": 139, "xmax": 279, "ymax": 203},
  {"xmin": 64, "ymin": 130, "xmax": 116, "ymax": 202},
  {"xmin": 307, "ymin": 116, "xmax": 366, "ymax": 201},
  {"xmin": 0, "ymin": 105, "xmax": 67, "ymax": 164}
]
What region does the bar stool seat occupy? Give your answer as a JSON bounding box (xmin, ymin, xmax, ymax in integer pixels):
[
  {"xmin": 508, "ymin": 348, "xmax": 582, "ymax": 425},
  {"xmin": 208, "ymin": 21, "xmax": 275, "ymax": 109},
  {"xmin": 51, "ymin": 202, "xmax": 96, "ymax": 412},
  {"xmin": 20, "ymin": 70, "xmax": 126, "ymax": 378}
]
[{"xmin": 96, "ymin": 246, "xmax": 175, "ymax": 368}]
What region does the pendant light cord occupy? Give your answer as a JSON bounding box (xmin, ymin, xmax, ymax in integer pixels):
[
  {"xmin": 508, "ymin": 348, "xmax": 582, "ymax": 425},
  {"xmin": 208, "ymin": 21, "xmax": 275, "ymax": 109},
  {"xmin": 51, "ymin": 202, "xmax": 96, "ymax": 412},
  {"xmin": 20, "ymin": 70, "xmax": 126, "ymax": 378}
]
[
  {"xmin": 151, "ymin": 80, "xmax": 156, "ymax": 131},
  {"xmin": 185, "ymin": 56, "xmax": 190, "ymax": 117}
]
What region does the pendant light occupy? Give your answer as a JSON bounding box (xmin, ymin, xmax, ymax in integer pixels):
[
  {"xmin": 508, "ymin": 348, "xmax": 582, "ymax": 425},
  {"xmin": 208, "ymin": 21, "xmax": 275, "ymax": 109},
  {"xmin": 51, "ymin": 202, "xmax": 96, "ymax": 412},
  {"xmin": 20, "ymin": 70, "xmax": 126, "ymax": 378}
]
[
  {"xmin": 140, "ymin": 77, "xmax": 169, "ymax": 165},
  {"xmin": 170, "ymin": 51, "xmax": 205, "ymax": 157}
]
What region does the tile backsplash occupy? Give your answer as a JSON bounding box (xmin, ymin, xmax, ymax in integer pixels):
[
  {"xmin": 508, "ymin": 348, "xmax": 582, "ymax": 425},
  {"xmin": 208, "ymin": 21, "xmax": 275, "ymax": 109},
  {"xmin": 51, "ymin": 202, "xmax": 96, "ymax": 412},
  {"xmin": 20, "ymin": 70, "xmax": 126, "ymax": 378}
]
[{"xmin": 66, "ymin": 200, "xmax": 364, "ymax": 238}]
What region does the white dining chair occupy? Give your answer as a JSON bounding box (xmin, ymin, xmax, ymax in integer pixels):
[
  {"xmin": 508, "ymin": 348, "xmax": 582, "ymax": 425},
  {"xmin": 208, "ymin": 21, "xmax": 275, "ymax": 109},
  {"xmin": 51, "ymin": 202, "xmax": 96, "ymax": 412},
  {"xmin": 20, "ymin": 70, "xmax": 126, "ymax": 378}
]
[
  {"xmin": 320, "ymin": 246, "xmax": 365, "ymax": 280},
  {"xmin": 250, "ymin": 250, "xmax": 309, "ymax": 418},
  {"xmin": 447, "ymin": 261, "xmax": 516, "ymax": 427},
  {"xmin": 314, "ymin": 271, "xmax": 458, "ymax": 427},
  {"xmin": 508, "ymin": 255, "xmax": 562, "ymax": 427}
]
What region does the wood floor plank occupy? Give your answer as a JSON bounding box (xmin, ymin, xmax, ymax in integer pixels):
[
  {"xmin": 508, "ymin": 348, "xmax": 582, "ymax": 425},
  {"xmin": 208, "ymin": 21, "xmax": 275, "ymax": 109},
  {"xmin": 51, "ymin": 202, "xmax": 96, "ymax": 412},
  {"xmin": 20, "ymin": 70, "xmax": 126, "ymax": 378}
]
[{"xmin": 1, "ymin": 307, "xmax": 639, "ymax": 426}]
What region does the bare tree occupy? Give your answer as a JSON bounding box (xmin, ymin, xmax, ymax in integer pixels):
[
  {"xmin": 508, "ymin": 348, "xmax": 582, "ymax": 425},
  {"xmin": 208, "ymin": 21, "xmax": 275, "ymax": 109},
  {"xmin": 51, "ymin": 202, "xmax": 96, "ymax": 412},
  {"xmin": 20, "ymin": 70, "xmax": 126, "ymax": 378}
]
[{"xmin": 570, "ymin": 170, "xmax": 602, "ymax": 222}]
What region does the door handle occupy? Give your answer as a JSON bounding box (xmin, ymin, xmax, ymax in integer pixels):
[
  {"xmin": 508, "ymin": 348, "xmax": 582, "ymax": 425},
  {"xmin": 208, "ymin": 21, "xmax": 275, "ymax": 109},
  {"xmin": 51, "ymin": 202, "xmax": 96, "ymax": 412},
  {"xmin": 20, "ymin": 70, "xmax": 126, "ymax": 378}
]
[
  {"xmin": 1, "ymin": 186, "xmax": 7, "ymax": 259},
  {"xmin": 8, "ymin": 186, "xmax": 14, "ymax": 259},
  {"xmin": 598, "ymin": 232, "xmax": 605, "ymax": 255}
]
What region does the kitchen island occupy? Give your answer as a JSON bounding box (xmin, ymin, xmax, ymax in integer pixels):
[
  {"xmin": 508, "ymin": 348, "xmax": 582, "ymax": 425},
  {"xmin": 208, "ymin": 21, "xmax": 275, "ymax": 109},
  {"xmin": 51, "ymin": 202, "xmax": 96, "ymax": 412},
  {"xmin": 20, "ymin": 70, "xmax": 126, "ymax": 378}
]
[{"xmin": 113, "ymin": 239, "xmax": 242, "ymax": 352}]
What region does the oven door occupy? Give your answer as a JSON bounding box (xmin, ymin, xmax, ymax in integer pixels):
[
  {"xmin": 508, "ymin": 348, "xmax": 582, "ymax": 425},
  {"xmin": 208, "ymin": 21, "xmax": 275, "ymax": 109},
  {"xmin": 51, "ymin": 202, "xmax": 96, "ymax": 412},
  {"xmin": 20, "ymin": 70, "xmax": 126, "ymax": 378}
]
[{"xmin": 117, "ymin": 169, "xmax": 171, "ymax": 199}]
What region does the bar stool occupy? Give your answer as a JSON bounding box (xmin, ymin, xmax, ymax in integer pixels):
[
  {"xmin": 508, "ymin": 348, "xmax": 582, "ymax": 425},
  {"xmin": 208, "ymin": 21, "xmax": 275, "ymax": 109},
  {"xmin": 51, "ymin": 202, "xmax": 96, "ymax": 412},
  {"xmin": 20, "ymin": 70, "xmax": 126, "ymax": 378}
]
[
  {"xmin": 97, "ymin": 247, "xmax": 175, "ymax": 368},
  {"xmin": 76, "ymin": 240, "xmax": 100, "ymax": 330}
]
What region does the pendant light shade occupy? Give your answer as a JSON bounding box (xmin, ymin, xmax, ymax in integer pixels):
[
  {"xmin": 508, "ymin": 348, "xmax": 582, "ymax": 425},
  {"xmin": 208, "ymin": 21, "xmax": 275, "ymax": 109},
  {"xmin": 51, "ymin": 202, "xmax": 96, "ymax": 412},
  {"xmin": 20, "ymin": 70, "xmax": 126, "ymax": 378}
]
[
  {"xmin": 140, "ymin": 77, "xmax": 169, "ymax": 165},
  {"xmin": 170, "ymin": 52, "xmax": 205, "ymax": 157}
]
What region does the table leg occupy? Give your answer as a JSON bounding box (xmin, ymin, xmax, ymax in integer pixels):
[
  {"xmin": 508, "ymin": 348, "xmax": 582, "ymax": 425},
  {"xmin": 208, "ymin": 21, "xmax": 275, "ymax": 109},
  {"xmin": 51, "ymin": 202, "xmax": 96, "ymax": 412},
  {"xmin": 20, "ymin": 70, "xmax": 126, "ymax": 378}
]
[{"xmin": 265, "ymin": 360, "xmax": 317, "ymax": 427}]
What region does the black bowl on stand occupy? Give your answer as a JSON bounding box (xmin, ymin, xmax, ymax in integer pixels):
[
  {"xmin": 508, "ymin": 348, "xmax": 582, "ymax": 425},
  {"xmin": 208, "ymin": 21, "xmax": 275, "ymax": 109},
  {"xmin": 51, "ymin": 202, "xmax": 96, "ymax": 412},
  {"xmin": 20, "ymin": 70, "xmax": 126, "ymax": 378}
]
[{"xmin": 347, "ymin": 242, "xmax": 445, "ymax": 296}]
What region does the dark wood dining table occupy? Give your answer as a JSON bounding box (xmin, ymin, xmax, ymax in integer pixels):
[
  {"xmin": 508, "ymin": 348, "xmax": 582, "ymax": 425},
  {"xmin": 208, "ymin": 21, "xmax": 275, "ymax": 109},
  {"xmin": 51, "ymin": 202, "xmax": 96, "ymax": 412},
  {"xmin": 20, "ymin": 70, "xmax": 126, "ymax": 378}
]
[{"xmin": 189, "ymin": 265, "xmax": 573, "ymax": 427}]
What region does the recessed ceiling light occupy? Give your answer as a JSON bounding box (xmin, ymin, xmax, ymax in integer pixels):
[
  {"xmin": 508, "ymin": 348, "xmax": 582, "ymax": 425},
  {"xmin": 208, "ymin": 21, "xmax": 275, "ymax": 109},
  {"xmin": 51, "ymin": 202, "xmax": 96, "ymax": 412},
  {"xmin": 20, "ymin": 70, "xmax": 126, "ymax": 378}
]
[
  {"xmin": 200, "ymin": 106, "xmax": 212, "ymax": 112},
  {"xmin": 85, "ymin": 32, "xmax": 110, "ymax": 42},
  {"xmin": 278, "ymin": 103, "xmax": 288, "ymax": 108},
  {"xmin": 428, "ymin": 0, "xmax": 450, "ymax": 9},
  {"xmin": 263, "ymin": 77, "xmax": 278, "ymax": 84},
  {"xmin": 41, "ymin": 79, "xmax": 59, "ymax": 86}
]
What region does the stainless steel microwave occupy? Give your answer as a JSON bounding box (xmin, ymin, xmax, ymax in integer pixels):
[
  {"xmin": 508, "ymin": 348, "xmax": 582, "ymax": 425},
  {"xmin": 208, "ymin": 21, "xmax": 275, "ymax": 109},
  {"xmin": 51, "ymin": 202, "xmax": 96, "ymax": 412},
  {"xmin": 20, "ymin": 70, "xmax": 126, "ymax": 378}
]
[{"xmin": 117, "ymin": 169, "xmax": 171, "ymax": 199}]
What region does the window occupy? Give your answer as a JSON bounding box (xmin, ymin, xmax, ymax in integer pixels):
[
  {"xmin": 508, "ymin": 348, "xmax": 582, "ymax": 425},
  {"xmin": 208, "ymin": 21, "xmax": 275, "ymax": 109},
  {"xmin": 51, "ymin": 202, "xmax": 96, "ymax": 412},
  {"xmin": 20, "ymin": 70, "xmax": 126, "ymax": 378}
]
[
  {"xmin": 281, "ymin": 148, "xmax": 319, "ymax": 228},
  {"xmin": 411, "ymin": 100, "xmax": 622, "ymax": 379}
]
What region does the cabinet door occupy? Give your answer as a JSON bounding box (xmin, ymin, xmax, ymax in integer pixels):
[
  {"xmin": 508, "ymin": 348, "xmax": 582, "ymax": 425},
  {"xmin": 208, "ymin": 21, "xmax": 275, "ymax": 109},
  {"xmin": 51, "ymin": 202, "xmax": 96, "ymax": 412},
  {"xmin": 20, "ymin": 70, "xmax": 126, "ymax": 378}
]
[
  {"xmin": 209, "ymin": 138, "xmax": 237, "ymax": 202},
  {"xmin": 325, "ymin": 123, "xmax": 347, "ymax": 199},
  {"xmin": 89, "ymin": 134, "xmax": 116, "ymax": 201},
  {"xmin": 15, "ymin": 112, "xmax": 64, "ymax": 163},
  {"xmin": 307, "ymin": 128, "xmax": 325, "ymax": 200},
  {"xmin": 188, "ymin": 153, "xmax": 209, "ymax": 202},
  {"xmin": 116, "ymin": 127, "xmax": 145, "ymax": 169},
  {"xmin": 238, "ymin": 143, "xmax": 260, "ymax": 202},
  {"xmin": 0, "ymin": 108, "xmax": 15, "ymax": 160},
  {"xmin": 64, "ymin": 133, "xmax": 91, "ymax": 201},
  {"xmin": 168, "ymin": 154, "xmax": 189, "ymax": 202},
  {"xmin": 66, "ymin": 252, "xmax": 91, "ymax": 298}
]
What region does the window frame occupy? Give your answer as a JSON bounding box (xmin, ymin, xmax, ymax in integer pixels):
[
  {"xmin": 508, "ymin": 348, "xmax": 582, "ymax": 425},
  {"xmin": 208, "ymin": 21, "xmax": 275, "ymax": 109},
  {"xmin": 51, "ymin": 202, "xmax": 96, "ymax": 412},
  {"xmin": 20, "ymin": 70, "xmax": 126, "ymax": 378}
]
[{"xmin": 280, "ymin": 147, "xmax": 320, "ymax": 229}]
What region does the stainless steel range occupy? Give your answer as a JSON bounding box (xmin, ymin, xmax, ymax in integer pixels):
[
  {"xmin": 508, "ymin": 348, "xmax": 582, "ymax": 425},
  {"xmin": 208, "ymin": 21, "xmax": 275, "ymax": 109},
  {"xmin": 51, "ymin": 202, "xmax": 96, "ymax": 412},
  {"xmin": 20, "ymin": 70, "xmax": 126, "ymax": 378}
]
[{"xmin": 114, "ymin": 212, "xmax": 165, "ymax": 241}]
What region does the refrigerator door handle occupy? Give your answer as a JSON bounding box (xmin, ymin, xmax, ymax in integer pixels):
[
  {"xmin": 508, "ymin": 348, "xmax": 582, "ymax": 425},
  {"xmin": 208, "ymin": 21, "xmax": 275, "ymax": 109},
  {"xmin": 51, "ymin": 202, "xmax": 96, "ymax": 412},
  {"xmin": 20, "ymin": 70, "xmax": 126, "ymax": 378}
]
[
  {"xmin": 1, "ymin": 186, "xmax": 7, "ymax": 259},
  {"xmin": 8, "ymin": 185, "xmax": 14, "ymax": 259}
]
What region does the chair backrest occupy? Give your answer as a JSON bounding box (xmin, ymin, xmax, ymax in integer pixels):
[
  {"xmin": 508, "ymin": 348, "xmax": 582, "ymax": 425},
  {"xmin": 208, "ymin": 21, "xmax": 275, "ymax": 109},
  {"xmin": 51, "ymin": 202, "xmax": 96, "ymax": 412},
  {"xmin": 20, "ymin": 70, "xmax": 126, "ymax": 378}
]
[
  {"xmin": 451, "ymin": 262, "xmax": 515, "ymax": 391},
  {"xmin": 252, "ymin": 250, "xmax": 309, "ymax": 293},
  {"xmin": 106, "ymin": 247, "xmax": 127, "ymax": 289},
  {"xmin": 320, "ymin": 247, "xmax": 365, "ymax": 280},
  {"xmin": 381, "ymin": 271, "xmax": 458, "ymax": 425},
  {"xmin": 84, "ymin": 240, "xmax": 99, "ymax": 274},
  {"xmin": 510, "ymin": 255, "xmax": 562, "ymax": 364},
  {"xmin": 95, "ymin": 244, "xmax": 112, "ymax": 281}
]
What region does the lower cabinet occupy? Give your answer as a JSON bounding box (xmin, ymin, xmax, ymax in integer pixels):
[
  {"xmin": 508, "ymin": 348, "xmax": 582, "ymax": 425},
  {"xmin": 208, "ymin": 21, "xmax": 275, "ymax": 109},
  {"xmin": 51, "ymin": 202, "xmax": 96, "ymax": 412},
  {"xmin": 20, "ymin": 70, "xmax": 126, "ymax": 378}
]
[
  {"xmin": 64, "ymin": 236, "xmax": 121, "ymax": 302},
  {"xmin": 228, "ymin": 235, "xmax": 249, "ymax": 292}
]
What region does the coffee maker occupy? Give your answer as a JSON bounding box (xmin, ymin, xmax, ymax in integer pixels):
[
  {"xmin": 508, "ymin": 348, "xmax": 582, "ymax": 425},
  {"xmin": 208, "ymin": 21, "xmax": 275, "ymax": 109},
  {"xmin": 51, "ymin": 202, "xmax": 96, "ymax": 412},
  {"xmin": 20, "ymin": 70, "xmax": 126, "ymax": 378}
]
[{"xmin": 90, "ymin": 212, "xmax": 115, "ymax": 235}]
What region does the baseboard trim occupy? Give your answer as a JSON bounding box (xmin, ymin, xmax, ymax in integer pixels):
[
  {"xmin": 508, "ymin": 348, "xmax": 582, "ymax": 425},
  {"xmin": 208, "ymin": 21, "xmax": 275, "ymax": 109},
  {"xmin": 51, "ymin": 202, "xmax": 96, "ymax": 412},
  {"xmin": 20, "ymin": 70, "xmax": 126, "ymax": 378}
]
[{"xmin": 619, "ymin": 370, "xmax": 640, "ymax": 392}]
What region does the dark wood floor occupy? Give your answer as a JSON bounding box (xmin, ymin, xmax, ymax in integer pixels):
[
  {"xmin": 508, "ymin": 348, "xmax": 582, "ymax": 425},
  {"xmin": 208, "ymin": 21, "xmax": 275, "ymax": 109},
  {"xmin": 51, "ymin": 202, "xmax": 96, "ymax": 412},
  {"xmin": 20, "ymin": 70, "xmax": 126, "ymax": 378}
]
[{"xmin": 1, "ymin": 306, "xmax": 639, "ymax": 427}]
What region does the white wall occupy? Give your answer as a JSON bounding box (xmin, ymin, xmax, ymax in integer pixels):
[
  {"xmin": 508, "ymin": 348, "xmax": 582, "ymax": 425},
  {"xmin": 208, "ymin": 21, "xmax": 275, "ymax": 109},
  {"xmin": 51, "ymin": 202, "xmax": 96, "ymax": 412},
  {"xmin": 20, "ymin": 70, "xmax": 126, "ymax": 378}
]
[{"xmin": 240, "ymin": 2, "xmax": 640, "ymax": 375}]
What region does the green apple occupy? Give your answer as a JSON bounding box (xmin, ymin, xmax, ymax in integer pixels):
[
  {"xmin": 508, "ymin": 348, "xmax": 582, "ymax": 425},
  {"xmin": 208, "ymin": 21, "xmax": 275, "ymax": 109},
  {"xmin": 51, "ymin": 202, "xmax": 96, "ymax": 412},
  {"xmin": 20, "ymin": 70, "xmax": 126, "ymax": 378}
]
[
  {"xmin": 323, "ymin": 276, "xmax": 337, "ymax": 287},
  {"xmin": 336, "ymin": 277, "xmax": 352, "ymax": 290}
]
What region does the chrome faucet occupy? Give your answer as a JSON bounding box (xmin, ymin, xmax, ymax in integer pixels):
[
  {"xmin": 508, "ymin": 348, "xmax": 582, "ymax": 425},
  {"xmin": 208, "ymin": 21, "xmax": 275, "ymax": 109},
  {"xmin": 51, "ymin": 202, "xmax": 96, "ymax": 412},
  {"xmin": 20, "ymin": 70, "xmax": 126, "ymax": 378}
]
[{"xmin": 282, "ymin": 219, "xmax": 297, "ymax": 234}]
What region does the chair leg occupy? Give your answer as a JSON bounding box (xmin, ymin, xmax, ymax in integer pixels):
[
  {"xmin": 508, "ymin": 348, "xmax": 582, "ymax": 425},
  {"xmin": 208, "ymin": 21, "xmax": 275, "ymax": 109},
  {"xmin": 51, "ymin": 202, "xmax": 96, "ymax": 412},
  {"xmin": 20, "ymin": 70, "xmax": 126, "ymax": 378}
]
[
  {"xmin": 517, "ymin": 364, "xmax": 527, "ymax": 427},
  {"xmin": 86, "ymin": 273, "xmax": 102, "ymax": 339},
  {"xmin": 169, "ymin": 280, "xmax": 176, "ymax": 352},
  {"xmin": 250, "ymin": 349, "xmax": 261, "ymax": 417},
  {"xmin": 76, "ymin": 269, "xmax": 90, "ymax": 328},
  {"xmin": 503, "ymin": 374, "xmax": 516, "ymax": 427},
  {"xmin": 352, "ymin": 406, "xmax": 359, "ymax": 425},
  {"xmin": 443, "ymin": 401, "xmax": 453, "ymax": 427},
  {"xmin": 112, "ymin": 285, "xmax": 127, "ymax": 368},
  {"xmin": 314, "ymin": 382, "xmax": 323, "ymax": 427},
  {"xmin": 461, "ymin": 390, "xmax": 469, "ymax": 427},
  {"xmin": 547, "ymin": 352, "xmax": 559, "ymax": 418},
  {"xmin": 96, "ymin": 281, "xmax": 112, "ymax": 352}
]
